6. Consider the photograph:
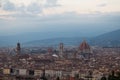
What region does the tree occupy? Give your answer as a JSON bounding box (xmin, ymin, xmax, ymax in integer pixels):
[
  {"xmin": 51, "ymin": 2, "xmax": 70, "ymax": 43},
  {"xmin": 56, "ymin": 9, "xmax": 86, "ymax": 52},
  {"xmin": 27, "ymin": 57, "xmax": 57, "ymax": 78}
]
[
  {"xmin": 116, "ymin": 71, "xmax": 120, "ymax": 80},
  {"xmin": 56, "ymin": 76, "xmax": 60, "ymax": 80},
  {"xmin": 101, "ymin": 75, "xmax": 107, "ymax": 80},
  {"xmin": 75, "ymin": 74, "xmax": 79, "ymax": 80},
  {"xmin": 40, "ymin": 69, "xmax": 48, "ymax": 80},
  {"xmin": 108, "ymin": 70, "xmax": 116, "ymax": 80}
]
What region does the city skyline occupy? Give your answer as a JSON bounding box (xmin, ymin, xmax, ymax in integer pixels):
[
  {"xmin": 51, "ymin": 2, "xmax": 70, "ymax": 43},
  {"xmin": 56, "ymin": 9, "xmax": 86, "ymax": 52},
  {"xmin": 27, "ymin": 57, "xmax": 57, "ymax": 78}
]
[{"xmin": 0, "ymin": 1, "xmax": 120, "ymax": 79}]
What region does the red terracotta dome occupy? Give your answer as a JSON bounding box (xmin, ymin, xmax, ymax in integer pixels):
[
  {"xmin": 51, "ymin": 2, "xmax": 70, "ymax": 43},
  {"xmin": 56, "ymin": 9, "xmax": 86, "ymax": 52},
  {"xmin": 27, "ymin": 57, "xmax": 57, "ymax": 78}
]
[{"xmin": 79, "ymin": 40, "xmax": 90, "ymax": 51}]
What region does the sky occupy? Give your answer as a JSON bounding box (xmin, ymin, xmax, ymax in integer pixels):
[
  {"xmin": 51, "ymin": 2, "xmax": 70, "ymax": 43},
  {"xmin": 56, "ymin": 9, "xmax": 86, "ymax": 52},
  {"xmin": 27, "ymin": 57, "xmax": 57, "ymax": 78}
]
[{"xmin": 0, "ymin": 0, "xmax": 120, "ymax": 37}]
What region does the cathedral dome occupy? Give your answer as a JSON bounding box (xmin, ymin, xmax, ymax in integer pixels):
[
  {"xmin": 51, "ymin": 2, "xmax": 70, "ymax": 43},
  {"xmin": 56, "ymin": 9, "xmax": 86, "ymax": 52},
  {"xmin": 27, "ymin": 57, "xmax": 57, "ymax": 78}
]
[{"xmin": 79, "ymin": 40, "xmax": 90, "ymax": 52}]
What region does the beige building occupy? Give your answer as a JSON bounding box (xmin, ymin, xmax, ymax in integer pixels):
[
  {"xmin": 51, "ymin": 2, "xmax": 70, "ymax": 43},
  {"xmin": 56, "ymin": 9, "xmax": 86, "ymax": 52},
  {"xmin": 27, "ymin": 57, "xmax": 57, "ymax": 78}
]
[{"xmin": 3, "ymin": 68, "xmax": 10, "ymax": 74}]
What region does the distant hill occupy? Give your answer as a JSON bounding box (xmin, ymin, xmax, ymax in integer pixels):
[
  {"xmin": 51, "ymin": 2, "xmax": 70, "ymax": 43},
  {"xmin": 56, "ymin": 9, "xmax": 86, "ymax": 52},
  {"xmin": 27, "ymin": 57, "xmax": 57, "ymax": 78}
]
[
  {"xmin": 0, "ymin": 32, "xmax": 86, "ymax": 47},
  {"xmin": 25, "ymin": 29, "xmax": 120, "ymax": 47},
  {"xmin": 24, "ymin": 37, "xmax": 84, "ymax": 47},
  {"xmin": 0, "ymin": 29, "xmax": 120, "ymax": 47},
  {"xmin": 90, "ymin": 29, "xmax": 120, "ymax": 47}
]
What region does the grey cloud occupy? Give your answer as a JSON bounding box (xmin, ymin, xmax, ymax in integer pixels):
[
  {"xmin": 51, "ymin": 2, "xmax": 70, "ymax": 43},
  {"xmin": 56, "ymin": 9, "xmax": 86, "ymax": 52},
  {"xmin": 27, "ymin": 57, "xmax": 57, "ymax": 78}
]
[
  {"xmin": 27, "ymin": 3, "xmax": 42, "ymax": 14},
  {"xmin": 45, "ymin": 0, "xmax": 60, "ymax": 7},
  {"xmin": 97, "ymin": 3, "xmax": 107, "ymax": 7},
  {"xmin": 1, "ymin": 0, "xmax": 60, "ymax": 16},
  {"xmin": 17, "ymin": 4, "xmax": 26, "ymax": 12},
  {"xmin": 46, "ymin": 0, "xmax": 57, "ymax": 4},
  {"xmin": 2, "ymin": 1, "xmax": 16, "ymax": 11}
]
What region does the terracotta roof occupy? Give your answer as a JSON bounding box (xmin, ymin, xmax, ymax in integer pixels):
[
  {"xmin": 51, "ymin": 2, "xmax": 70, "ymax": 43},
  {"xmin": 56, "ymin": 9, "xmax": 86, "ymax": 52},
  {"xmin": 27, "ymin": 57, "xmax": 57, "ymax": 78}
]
[{"xmin": 79, "ymin": 40, "xmax": 90, "ymax": 51}]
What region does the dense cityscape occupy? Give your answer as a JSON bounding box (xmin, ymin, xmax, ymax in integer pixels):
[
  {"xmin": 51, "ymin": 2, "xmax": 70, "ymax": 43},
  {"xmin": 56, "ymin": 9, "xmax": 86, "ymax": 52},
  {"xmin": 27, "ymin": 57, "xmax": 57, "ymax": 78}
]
[
  {"xmin": 0, "ymin": 40, "xmax": 120, "ymax": 80},
  {"xmin": 0, "ymin": 0, "xmax": 120, "ymax": 80}
]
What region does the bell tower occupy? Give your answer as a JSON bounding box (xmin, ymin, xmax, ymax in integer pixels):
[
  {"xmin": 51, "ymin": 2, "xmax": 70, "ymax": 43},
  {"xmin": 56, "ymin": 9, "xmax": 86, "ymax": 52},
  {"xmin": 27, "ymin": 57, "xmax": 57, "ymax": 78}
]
[
  {"xmin": 59, "ymin": 43, "xmax": 64, "ymax": 58},
  {"xmin": 16, "ymin": 42, "xmax": 21, "ymax": 55}
]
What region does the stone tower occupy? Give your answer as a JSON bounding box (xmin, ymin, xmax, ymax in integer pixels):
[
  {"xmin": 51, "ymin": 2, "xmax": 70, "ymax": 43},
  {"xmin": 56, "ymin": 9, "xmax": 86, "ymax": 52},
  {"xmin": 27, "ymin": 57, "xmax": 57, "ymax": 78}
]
[
  {"xmin": 16, "ymin": 42, "xmax": 21, "ymax": 55},
  {"xmin": 59, "ymin": 43, "xmax": 64, "ymax": 58}
]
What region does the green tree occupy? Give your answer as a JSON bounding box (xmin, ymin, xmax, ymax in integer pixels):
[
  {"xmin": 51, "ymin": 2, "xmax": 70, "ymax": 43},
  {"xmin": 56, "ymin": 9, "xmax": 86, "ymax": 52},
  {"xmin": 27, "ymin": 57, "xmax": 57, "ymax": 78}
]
[
  {"xmin": 56, "ymin": 76, "xmax": 60, "ymax": 80},
  {"xmin": 116, "ymin": 71, "xmax": 120, "ymax": 80},
  {"xmin": 108, "ymin": 71, "xmax": 116, "ymax": 80},
  {"xmin": 101, "ymin": 75, "xmax": 107, "ymax": 80}
]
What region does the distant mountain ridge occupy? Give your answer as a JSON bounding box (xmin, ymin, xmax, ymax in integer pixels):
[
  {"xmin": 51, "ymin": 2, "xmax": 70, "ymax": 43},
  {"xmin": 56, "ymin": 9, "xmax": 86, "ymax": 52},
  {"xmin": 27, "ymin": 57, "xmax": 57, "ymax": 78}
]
[
  {"xmin": 24, "ymin": 37, "xmax": 84, "ymax": 47},
  {"xmin": 90, "ymin": 29, "xmax": 120, "ymax": 47},
  {"xmin": 24, "ymin": 29, "xmax": 120, "ymax": 47},
  {"xmin": 0, "ymin": 29, "xmax": 120, "ymax": 47}
]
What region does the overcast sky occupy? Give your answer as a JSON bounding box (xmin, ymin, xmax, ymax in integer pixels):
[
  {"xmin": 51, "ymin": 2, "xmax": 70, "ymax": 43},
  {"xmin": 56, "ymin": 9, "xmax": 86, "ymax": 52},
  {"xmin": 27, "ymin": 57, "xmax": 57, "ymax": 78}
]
[{"xmin": 0, "ymin": 0, "xmax": 120, "ymax": 37}]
